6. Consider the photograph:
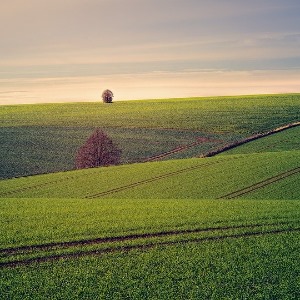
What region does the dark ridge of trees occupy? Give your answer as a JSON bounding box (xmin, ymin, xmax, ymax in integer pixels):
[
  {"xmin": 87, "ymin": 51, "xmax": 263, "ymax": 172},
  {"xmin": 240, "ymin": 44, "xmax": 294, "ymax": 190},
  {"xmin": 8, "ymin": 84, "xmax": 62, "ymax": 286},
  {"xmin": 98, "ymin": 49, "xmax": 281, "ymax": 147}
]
[
  {"xmin": 102, "ymin": 89, "xmax": 113, "ymax": 103},
  {"xmin": 75, "ymin": 129, "xmax": 121, "ymax": 169}
]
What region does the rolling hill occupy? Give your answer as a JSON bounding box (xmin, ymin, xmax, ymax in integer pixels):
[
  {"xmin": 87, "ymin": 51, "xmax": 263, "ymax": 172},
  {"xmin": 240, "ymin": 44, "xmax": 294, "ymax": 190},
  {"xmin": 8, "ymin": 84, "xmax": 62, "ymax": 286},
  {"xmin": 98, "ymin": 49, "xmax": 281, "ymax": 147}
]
[
  {"xmin": 0, "ymin": 94, "xmax": 299, "ymax": 299},
  {"xmin": 1, "ymin": 93, "xmax": 299, "ymax": 178}
]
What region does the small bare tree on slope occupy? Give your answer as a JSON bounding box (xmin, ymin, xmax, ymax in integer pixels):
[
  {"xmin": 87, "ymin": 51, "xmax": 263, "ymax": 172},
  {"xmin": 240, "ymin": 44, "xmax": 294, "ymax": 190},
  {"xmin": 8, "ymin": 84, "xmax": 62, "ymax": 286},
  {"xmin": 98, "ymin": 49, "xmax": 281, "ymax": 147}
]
[{"xmin": 75, "ymin": 129, "xmax": 121, "ymax": 169}]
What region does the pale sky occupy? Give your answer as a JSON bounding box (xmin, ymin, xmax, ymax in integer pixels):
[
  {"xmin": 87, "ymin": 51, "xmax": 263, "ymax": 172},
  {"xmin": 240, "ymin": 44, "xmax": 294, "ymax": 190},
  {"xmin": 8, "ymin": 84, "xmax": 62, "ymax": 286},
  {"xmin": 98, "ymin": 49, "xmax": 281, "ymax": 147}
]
[{"xmin": 1, "ymin": 0, "xmax": 300, "ymax": 104}]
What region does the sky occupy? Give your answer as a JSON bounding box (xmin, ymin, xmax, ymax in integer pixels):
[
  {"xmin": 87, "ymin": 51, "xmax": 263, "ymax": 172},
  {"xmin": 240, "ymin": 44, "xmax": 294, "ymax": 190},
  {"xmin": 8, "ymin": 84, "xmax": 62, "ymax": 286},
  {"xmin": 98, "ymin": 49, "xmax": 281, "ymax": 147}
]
[{"xmin": 1, "ymin": 0, "xmax": 300, "ymax": 104}]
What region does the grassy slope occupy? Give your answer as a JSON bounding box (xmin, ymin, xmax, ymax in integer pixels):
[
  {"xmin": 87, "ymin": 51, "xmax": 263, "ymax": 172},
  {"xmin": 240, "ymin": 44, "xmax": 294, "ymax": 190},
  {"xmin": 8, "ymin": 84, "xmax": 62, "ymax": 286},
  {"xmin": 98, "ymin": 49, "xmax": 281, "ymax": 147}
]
[
  {"xmin": 1, "ymin": 150, "xmax": 299, "ymax": 199},
  {"xmin": 1, "ymin": 93, "xmax": 299, "ymax": 178},
  {"xmin": 1, "ymin": 94, "xmax": 299, "ymax": 131},
  {"xmin": 0, "ymin": 126, "xmax": 213, "ymax": 178},
  {"xmin": 217, "ymin": 126, "xmax": 300, "ymax": 199}
]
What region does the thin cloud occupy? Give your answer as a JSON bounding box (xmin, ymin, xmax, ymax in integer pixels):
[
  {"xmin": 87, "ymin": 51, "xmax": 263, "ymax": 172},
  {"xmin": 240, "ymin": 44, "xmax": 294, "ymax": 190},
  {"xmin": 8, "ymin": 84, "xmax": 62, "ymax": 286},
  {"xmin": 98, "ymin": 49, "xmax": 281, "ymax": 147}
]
[{"xmin": 0, "ymin": 1, "xmax": 299, "ymax": 103}]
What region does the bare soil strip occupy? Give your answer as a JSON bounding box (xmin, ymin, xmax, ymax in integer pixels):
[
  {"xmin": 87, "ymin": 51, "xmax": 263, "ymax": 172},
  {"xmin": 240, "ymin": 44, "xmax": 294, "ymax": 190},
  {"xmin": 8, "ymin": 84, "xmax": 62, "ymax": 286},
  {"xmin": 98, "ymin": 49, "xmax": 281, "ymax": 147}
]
[
  {"xmin": 1, "ymin": 227, "xmax": 299, "ymax": 269},
  {"xmin": 202, "ymin": 122, "xmax": 300, "ymax": 157},
  {"xmin": 219, "ymin": 167, "xmax": 300, "ymax": 199}
]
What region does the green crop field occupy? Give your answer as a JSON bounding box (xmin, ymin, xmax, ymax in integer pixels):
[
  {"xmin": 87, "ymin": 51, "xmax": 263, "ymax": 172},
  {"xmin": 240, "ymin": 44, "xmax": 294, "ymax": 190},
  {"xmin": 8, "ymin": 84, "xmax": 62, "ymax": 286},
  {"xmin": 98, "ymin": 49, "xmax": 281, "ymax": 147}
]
[
  {"xmin": 1, "ymin": 93, "xmax": 299, "ymax": 178},
  {"xmin": 1, "ymin": 198, "xmax": 299, "ymax": 299},
  {"xmin": 0, "ymin": 94, "xmax": 299, "ymax": 299},
  {"xmin": 0, "ymin": 197, "xmax": 299, "ymax": 299}
]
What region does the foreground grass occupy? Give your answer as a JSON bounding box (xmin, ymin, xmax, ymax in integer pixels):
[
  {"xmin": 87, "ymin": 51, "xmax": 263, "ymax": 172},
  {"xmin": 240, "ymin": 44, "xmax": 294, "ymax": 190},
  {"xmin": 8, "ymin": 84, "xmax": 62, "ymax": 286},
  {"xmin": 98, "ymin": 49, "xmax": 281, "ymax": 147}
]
[
  {"xmin": 1, "ymin": 232, "xmax": 299, "ymax": 299},
  {"xmin": 1, "ymin": 93, "xmax": 299, "ymax": 178},
  {"xmin": 1, "ymin": 197, "xmax": 299, "ymax": 299}
]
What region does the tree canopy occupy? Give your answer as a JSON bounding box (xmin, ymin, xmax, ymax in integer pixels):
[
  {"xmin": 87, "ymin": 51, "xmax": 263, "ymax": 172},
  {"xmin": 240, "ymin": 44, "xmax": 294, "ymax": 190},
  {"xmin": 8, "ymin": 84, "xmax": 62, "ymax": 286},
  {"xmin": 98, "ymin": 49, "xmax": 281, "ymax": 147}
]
[
  {"xmin": 102, "ymin": 89, "xmax": 114, "ymax": 103},
  {"xmin": 75, "ymin": 129, "xmax": 121, "ymax": 169}
]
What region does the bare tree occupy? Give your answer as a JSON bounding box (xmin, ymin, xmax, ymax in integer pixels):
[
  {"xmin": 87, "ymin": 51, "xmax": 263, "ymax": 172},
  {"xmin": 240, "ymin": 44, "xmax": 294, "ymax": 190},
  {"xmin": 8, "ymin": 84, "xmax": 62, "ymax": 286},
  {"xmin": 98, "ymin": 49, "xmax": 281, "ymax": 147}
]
[
  {"xmin": 75, "ymin": 129, "xmax": 121, "ymax": 169},
  {"xmin": 102, "ymin": 89, "xmax": 114, "ymax": 103}
]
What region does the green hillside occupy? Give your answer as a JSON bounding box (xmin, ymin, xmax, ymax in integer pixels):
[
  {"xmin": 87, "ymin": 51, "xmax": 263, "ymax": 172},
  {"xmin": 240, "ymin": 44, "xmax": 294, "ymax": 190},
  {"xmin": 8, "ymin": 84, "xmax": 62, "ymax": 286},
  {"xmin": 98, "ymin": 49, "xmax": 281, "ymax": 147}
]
[
  {"xmin": 1, "ymin": 94, "xmax": 299, "ymax": 299},
  {"xmin": 1, "ymin": 93, "xmax": 299, "ymax": 178},
  {"xmin": 1, "ymin": 150, "xmax": 299, "ymax": 200}
]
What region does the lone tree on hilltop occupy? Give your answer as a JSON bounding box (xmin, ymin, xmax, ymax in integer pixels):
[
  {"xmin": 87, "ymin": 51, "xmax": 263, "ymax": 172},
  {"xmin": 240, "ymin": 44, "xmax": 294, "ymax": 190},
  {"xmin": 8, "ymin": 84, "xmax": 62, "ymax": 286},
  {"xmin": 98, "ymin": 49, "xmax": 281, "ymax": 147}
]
[
  {"xmin": 75, "ymin": 129, "xmax": 121, "ymax": 169},
  {"xmin": 102, "ymin": 89, "xmax": 114, "ymax": 103}
]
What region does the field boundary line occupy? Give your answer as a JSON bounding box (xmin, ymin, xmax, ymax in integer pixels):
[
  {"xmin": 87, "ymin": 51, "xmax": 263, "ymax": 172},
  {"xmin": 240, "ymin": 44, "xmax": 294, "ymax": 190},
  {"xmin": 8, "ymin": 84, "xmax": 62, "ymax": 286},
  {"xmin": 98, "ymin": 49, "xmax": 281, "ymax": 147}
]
[
  {"xmin": 202, "ymin": 121, "xmax": 300, "ymax": 157},
  {"xmin": 1, "ymin": 226, "xmax": 299, "ymax": 269},
  {"xmin": 219, "ymin": 166, "xmax": 300, "ymax": 199}
]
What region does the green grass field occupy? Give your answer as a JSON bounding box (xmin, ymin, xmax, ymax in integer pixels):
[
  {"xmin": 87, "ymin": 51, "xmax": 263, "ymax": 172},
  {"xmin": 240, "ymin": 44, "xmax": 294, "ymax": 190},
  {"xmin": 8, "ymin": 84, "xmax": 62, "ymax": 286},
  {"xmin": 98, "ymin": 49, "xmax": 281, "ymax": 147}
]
[
  {"xmin": 1, "ymin": 93, "xmax": 299, "ymax": 178},
  {"xmin": 0, "ymin": 197, "xmax": 299, "ymax": 299},
  {"xmin": 0, "ymin": 94, "xmax": 299, "ymax": 299}
]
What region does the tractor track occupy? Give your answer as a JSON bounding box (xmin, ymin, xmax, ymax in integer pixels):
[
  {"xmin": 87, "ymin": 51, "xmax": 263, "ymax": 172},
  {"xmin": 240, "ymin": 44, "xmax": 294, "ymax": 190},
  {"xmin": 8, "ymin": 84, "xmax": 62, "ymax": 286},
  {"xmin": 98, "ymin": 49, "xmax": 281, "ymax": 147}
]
[
  {"xmin": 1, "ymin": 226, "xmax": 299, "ymax": 269},
  {"xmin": 84, "ymin": 158, "xmax": 232, "ymax": 199},
  {"xmin": 143, "ymin": 137, "xmax": 223, "ymax": 162},
  {"xmin": 219, "ymin": 166, "xmax": 300, "ymax": 199},
  {"xmin": 0, "ymin": 222, "xmax": 290, "ymax": 255},
  {"xmin": 143, "ymin": 140, "xmax": 206, "ymax": 162}
]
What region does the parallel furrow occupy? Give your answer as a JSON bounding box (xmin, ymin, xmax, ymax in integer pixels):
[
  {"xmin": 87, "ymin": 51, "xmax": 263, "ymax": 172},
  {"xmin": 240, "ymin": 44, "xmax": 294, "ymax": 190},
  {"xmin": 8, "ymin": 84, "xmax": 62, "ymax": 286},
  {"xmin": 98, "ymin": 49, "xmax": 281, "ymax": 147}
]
[
  {"xmin": 1, "ymin": 226, "xmax": 299, "ymax": 269},
  {"xmin": 85, "ymin": 159, "xmax": 223, "ymax": 198},
  {"xmin": 219, "ymin": 166, "xmax": 300, "ymax": 199},
  {"xmin": 1, "ymin": 222, "xmax": 287, "ymax": 255},
  {"xmin": 143, "ymin": 140, "xmax": 212, "ymax": 162}
]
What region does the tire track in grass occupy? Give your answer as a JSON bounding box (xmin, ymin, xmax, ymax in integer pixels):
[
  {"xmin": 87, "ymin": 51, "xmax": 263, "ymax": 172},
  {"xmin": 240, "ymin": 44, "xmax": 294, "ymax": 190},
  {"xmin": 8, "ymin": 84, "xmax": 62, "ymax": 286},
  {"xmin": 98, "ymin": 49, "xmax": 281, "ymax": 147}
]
[
  {"xmin": 143, "ymin": 140, "xmax": 205, "ymax": 162},
  {"xmin": 1, "ymin": 225, "xmax": 299, "ymax": 269},
  {"xmin": 143, "ymin": 137, "xmax": 222, "ymax": 162},
  {"xmin": 219, "ymin": 166, "xmax": 300, "ymax": 199},
  {"xmin": 0, "ymin": 222, "xmax": 287, "ymax": 255},
  {"xmin": 85, "ymin": 159, "xmax": 225, "ymax": 199}
]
